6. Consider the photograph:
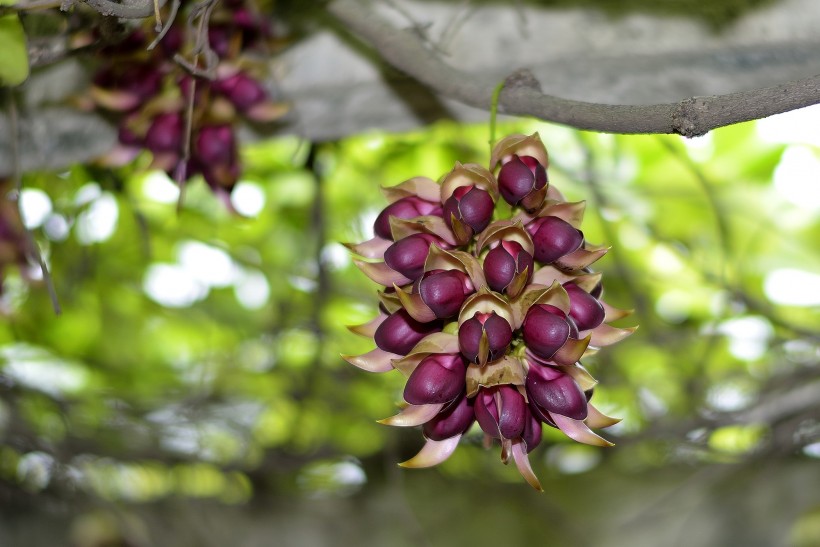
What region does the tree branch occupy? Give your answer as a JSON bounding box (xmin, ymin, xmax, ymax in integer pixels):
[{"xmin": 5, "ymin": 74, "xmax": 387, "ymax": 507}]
[{"xmin": 327, "ymin": 0, "xmax": 820, "ymax": 136}]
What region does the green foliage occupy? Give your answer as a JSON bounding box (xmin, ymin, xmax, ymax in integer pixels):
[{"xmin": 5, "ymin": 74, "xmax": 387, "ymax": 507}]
[{"xmin": 0, "ymin": 4, "xmax": 29, "ymax": 87}]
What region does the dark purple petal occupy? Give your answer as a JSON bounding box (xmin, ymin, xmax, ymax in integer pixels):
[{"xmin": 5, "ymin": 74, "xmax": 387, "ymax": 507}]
[
  {"xmin": 423, "ymin": 394, "xmax": 475, "ymax": 441},
  {"xmin": 384, "ymin": 233, "xmax": 437, "ymax": 280},
  {"xmin": 404, "ymin": 353, "xmax": 466, "ymax": 405},
  {"xmin": 418, "ymin": 270, "xmax": 471, "ymax": 318},
  {"xmin": 458, "ymin": 312, "xmax": 513, "ymax": 363},
  {"xmin": 522, "ymin": 304, "xmax": 571, "ymax": 360},
  {"xmin": 374, "ymin": 309, "xmax": 442, "ymax": 355},
  {"xmin": 484, "ymin": 245, "xmax": 517, "ymax": 292},
  {"xmin": 373, "ymin": 197, "xmax": 441, "ymax": 241},
  {"xmin": 474, "ymin": 389, "xmax": 501, "ymax": 438},
  {"xmin": 145, "ymin": 113, "xmax": 183, "ymax": 154},
  {"xmin": 527, "ymin": 216, "xmax": 584, "ymax": 264},
  {"xmin": 522, "ymin": 409, "xmax": 542, "ymax": 453},
  {"xmin": 444, "ymin": 185, "xmax": 494, "ymax": 234},
  {"xmin": 483, "ymin": 313, "xmax": 514, "ymax": 361},
  {"xmin": 484, "ymin": 240, "xmax": 533, "ymax": 292},
  {"xmin": 563, "ymin": 282, "xmax": 606, "ymax": 331},
  {"xmin": 526, "ymin": 365, "xmax": 588, "ymax": 421},
  {"xmin": 213, "ymin": 72, "xmax": 267, "ymax": 111},
  {"xmin": 498, "ymin": 385, "xmax": 526, "ymax": 439},
  {"xmin": 498, "ymin": 155, "xmax": 536, "ymax": 205}
]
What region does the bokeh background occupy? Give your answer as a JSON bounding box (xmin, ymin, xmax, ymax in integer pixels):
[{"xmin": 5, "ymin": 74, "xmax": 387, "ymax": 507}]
[{"xmin": 1, "ymin": 112, "xmax": 819, "ymax": 546}]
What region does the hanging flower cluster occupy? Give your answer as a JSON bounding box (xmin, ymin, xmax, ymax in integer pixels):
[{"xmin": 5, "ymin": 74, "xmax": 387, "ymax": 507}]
[
  {"xmin": 345, "ymin": 134, "xmax": 635, "ymax": 490},
  {"xmin": 84, "ymin": 0, "xmax": 286, "ymax": 200}
]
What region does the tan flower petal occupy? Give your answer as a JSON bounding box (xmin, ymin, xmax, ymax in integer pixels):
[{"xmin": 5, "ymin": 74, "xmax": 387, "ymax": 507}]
[
  {"xmin": 392, "ymin": 332, "xmax": 460, "ymax": 377},
  {"xmin": 378, "ymin": 290, "xmax": 403, "ymax": 314},
  {"xmin": 474, "ymin": 220, "xmax": 534, "ymax": 256},
  {"xmin": 381, "ymin": 176, "xmax": 441, "ymax": 203},
  {"xmin": 440, "ymin": 162, "xmax": 499, "ymax": 202},
  {"xmin": 458, "ymin": 288, "xmax": 515, "ymax": 327},
  {"xmin": 555, "ymin": 246, "xmax": 609, "ymax": 271},
  {"xmin": 510, "ymin": 281, "xmax": 571, "ymax": 329},
  {"xmin": 465, "ymin": 356, "xmax": 526, "ymax": 397},
  {"xmin": 425, "ymin": 246, "xmax": 486, "ymax": 289},
  {"xmin": 342, "ymin": 347, "xmax": 400, "ymax": 373},
  {"xmin": 343, "ymin": 237, "xmax": 392, "ymax": 259},
  {"xmin": 584, "ymin": 403, "xmax": 621, "ymax": 429},
  {"xmin": 531, "ymin": 265, "xmax": 582, "ymax": 287},
  {"xmin": 511, "ymin": 438, "xmax": 543, "ymax": 492},
  {"xmin": 389, "ymin": 216, "xmax": 457, "ymax": 246},
  {"xmin": 552, "ymin": 335, "xmax": 591, "ymax": 366},
  {"xmin": 602, "ymin": 301, "xmax": 633, "ymax": 322},
  {"xmin": 490, "ymin": 133, "xmax": 549, "ymax": 171},
  {"xmin": 587, "ymin": 324, "xmax": 638, "ymax": 347},
  {"xmin": 354, "ymin": 260, "xmax": 412, "ymax": 287},
  {"xmin": 551, "ymin": 413, "xmax": 614, "ymax": 447},
  {"xmin": 557, "ymin": 363, "xmax": 598, "ymax": 392},
  {"xmin": 399, "ymin": 434, "xmax": 462, "ymax": 468},
  {"xmin": 346, "ymin": 313, "xmax": 388, "ymax": 338},
  {"xmin": 393, "ymin": 284, "xmax": 437, "ymax": 323},
  {"xmin": 378, "ymin": 403, "xmax": 445, "ymax": 427}
]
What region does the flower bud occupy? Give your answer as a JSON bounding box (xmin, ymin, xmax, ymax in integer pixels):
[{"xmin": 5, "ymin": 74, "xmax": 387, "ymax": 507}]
[
  {"xmin": 498, "ymin": 155, "xmax": 547, "ymax": 211},
  {"xmin": 213, "ymin": 72, "xmax": 267, "ymax": 112},
  {"xmin": 522, "ymin": 409, "xmax": 543, "ymax": 452},
  {"xmin": 423, "ymin": 394, "xmax": 475, "ymax": 441},
  {"xmin": 145, "ymin": 113, "xmax": 183, "ymax": 155},
  {"xmin": 526, "ymin": 363, "xmax": 588, "ymax": 420},
  {"xmin": 526, "ymin": 216, "xmax": 583, "ymax": 264},
  {"xmin": 483, "ymin": 240, "xmax": 534, "ymax": 296},
  {"xmin": 563, "ymin": 282, "xmax": 605, "ymax": 331},
  {"xmin": 458, "ymin": 311, "xmax": 513, "ymax": 365},
  {"xmin": 443, "ymin": 185, "xmax": 494, "ymax": 237},
  {"xmin": 403, "ymin": 353, "xmax": 466, "ymax": 405},
  {"xmin": 475, "ymin": 385, "xmax": 526, "ymax": 439},
  {"xmin": 417, "ymin": 269, "xmax": 473, "ymax": 319},
  {"xmin": 374, "ymin": 309, "xmax": 442, "ymax": 355},
  {"xmin": 195, "ymin": 125, "xmax": 239, "ymax": 190},
  {"xmin": 522, "ymin": 304, "xmax": 570, "ymax": 361},
  {"xmin": 383, "ymin": 233, "xmax": 441, "ymax": 280},
  {"xmin": 373, "ymin": 197, "xmax": 442, "ymax": 241}
]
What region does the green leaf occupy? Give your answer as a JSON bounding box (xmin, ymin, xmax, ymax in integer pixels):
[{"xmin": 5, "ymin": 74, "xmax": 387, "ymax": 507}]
[{"xmin": 0, "ymin": 14, "xmax": 29, "ymax": 86}]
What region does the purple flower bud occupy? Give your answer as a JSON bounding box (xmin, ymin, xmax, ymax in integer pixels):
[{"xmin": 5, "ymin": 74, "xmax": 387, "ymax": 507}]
[
  {"xmin": 483, "ymin": 240, "xmax": 534, "ymax": 294},
  {"xmin": 526, "ymin": 363, "xmax": 588, "ymax": 420},
  {"xmin": 475, "ymin": 386, "xmax": 527, "ymax": 439},
  {"xmin": 373, "ymin": 197, "xmax": 442, "ymax": 241},
  {"xmin": 423, "ymin": 394, "xmax": 475, "ymax": 441},
  {"xmin": 145, "ymin": 113, "xmax": 183, "ymax": 154},
  {"xmin": 522, "ymin": 407, "xmax": 542, "ymax": 452},
  {"xmin": 383, "ymin": 233, "xmax": 441, "ymax": 280},
  {"xmin": 498, "ymin": 155, "xmax": 547, "ymax": 209},
  {"xmin": 208, "ymin": 25, "xmax": 234, "ymax": 59},
  {"xmin": 403, "ymin": 353, "xmax": 466, "ymax": 405},
  {"xmin": 563, "ymin": 282, "xmax": 605, "ymax": 331},
  {"xmin": 213, "ymin": 72, "xmax": 267, "ymax": 111},
  {"xmin": 417, "ymin": 269, "xmax": 473, "ymax": 318},
  {"xmin": 374, "ymin": 309, "xmax": 442, "ymax": 355},
  {"xmin": 458, "ymin": 311, "xmax": 513, "ymax": 364},
  {"xmin": 195, "ymin": 125, "xmax": 236, "ymax": 166},
  {"xmin": 526, "ymin": 216, "xmax": 583, "ymax": 264},
  {"xmin": 522, "ymin": 304, "xmax": 570, "ymax": 361},
  {"xmin": 443, "ymin": 185, "xmax": 494, "ymax": 234}
]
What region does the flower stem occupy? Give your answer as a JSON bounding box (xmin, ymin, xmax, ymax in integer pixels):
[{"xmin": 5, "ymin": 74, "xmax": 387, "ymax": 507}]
[{"xmin": 489, "ymin": 79, "xmax": 506, "ymax": 151}]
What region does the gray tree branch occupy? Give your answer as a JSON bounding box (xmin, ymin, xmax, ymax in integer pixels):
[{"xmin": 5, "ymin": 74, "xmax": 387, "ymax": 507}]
[{"xmin": 327, "ymin": 0, "xmax": 820, "ymax": 136}]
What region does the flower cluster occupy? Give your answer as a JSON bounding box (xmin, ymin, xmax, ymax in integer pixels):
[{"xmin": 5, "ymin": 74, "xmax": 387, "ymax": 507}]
[
  {"xmin": 85, "ymin": 0, "xmax": 285, "ymax": 200},
  {"xmin": 345, "ymin": 134, "xmax": 635, "ymax": 490}
]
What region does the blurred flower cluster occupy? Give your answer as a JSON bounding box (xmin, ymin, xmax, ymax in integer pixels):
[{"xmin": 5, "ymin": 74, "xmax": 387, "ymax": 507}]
[
  {"xmin": 81, "ymin": 0, "xmax": 286, "ymax": 200},
  {"xmin": 346, "ymin": 134, "xmax": 635, "ymax": 489}
]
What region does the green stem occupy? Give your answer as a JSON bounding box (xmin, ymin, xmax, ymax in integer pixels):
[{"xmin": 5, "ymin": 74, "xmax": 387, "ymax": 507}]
[{"xmin": 489, "ymin": 79, "xmax": 506, "ymax": 150}]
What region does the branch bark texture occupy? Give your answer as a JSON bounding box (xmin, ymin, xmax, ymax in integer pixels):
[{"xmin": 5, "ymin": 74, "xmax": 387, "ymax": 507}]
[{"xmin": 328, "ymin": 0, "xmax": 820, "ymax": 136}]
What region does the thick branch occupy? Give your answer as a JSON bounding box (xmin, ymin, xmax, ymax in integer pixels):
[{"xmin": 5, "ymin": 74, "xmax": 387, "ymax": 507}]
[
  {"xmin": 73, "ymin": 0, "xmax": 164, "ymax": 19},
  {"xmin": 328, "ymin": 0, "xmax": 820, "ymax": 136}
]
